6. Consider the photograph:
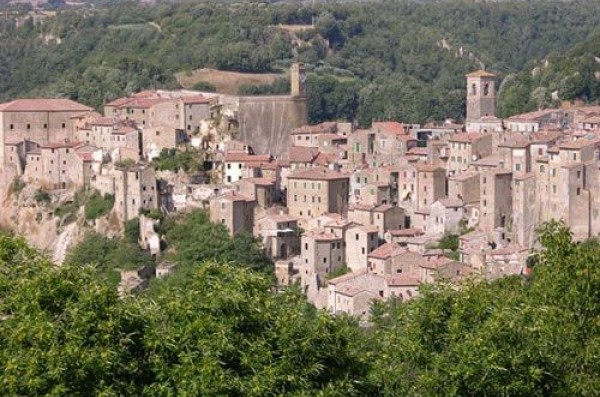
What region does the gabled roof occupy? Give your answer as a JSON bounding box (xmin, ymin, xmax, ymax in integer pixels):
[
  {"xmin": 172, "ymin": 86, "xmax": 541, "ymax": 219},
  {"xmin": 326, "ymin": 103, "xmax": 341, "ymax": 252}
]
[
  {"xmin": 449, "ymin": 132, "xmax": 491, "ymax": 143},
  {"xmin": 224, "ymin": 152, "xmax": 272, "ymax": 163},
  {"xmin": 368, "ymin": 243, "xmax": 406, "ymax": 260},
  {"xmin": 465, "ymin": 70, "xmax": 496, "ymax": 78},
  {"xmin": 288, "ymin": 167, "xmax": 349, "ymax": 181},
  {"xmin": 287, "ymin": 146, "xmax": 318, "ymax": 163},
  {"xmin": 0, "ymin": 99, "xmax": 93, "ymax": 113},
  {"xmin": 385, "ymin": 275, "xmax": 421, "ymax": 287},
  {"xmin": 372, "ymin": 121, "xmax": 407, "ymax": 135}
]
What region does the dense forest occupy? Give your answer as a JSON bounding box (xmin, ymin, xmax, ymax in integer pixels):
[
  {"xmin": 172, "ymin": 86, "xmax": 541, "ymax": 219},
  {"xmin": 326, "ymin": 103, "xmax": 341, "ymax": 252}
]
[
  {"xmin": 1, "ymin": 0, "xmax": 600, "ymax": 124},
  {"xmin": 1, "ymin": 219, "xmax": 600, "ymax": 395}
]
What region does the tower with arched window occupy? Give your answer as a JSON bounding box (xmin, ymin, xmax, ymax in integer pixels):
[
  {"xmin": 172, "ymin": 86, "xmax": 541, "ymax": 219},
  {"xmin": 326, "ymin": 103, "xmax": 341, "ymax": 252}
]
[{"xmin": 466, "ymin": 70, "xmax": 496, "ymax": 122}]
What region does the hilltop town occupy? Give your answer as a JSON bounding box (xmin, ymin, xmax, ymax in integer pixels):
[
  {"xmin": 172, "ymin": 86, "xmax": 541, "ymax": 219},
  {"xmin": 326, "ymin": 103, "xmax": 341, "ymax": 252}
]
[{"xmin": 1, "ymin": 63, "xmax": 600, "ymax": 315}]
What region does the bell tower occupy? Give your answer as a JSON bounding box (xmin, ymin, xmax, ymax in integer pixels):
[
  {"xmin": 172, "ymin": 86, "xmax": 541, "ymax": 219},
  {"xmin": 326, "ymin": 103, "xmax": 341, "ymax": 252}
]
[
  {"xmin": 466, "ymin": 70, "xmax": 496, "ymax": 122},
  {"xmin": 290, "ymin": 63, "xmax": 306, "ymax": 98}
]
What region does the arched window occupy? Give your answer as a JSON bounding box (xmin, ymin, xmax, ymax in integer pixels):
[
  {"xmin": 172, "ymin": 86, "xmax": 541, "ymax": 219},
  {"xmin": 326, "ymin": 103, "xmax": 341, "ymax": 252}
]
[
  {"xmin": 471, "ymin": 83, "xmax": 477, "ymax": 96},
  {"xmin": 484, "ymin": 83, "xmax": 490, "ymax": 96}
]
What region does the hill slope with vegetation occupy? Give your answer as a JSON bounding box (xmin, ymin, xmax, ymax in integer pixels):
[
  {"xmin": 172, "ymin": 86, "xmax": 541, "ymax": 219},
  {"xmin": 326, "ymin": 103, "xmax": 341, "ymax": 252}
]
[
  {"xmin": 1, "ymin": 221, "xmax": 600, "ymax": 395},
  {"xmin": 1, "ymin": 0, "xmax": 600, "ymax": 124}
]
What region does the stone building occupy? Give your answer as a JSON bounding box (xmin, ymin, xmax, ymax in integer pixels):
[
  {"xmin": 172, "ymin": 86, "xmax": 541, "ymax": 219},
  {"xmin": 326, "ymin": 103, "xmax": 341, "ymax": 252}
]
[
  {"xmin": 112, "ymin": 164, "xmax": 158, "ymax": 221},
  {"xmin": 23, "ymin": 142, "xmax": 84, "ymax": 190},
  {"xmin": 448, "ymin": 133, "xmax": 494, "ymax": 175},
  {"xmin": 301, "ymin": 230, "xmax": 345, "ymax": 283},
  {"xmin": 287, "ymin": 167, "xmax": 349, "ymax": 221},
  {"xmin": 209, "ymin": 191, "xmax": 256, "ymax": 236},
  {"xmin": 0, "ymin": 98, "xmax": 93, "ymax": 166},
  {"xmin": 428, "ymin": 199, "xmax": 465, "ymax": 236},
  {"xmin": 512, "ymin": 173, "xmax": 537, "ymax": 248},
  {"xmin": 480, "ymin": 170, "xmax": 513, "ymax": 234},
  {"xmin": 254, "ymin": 213, "xmax": 300, "ymax": 260},
  {"xmin": 448, "ymin": 171, "xmax": 480, "ymax": 204},
  {"xmin": 344, "ymin": 224, "xmax": 379, "ymax": 273},
  {"xmin": 466, "ymin": 70, "xmax": 496, "ymax": 122},
  {"xmin": 415, "ymin": 163, "xmax": 446, "ymax": 211}
]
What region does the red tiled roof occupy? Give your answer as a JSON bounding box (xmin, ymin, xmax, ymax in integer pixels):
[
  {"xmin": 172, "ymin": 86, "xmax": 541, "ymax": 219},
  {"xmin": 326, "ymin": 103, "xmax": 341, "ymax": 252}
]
[
  {"xmin": 287, "ymin": 146, "xmax": 318, "ymax": 163},
  {"xmin": 70, "ymin": 110, "xmax": 101, "ymax": 119},
  {"xmin": 119, "ymin": 98, "xmax": 170, "ymax": 109},
  {"xmin": 288, "ymin": 167, "xmax": 349, "ymax": 181},
  {"xmin": 40, "ymin": 141, "xmax": 80, "ymax": 149},
  {"xmin": 559, "ymin": 137, "xmax": 600, "ymax": 150},
  {"xmin": 387, "ymin": 228, "xmax": 424, "ymax": 237},
  {"xmin": 498, "ymin": 138, "xmax": 531, "ymax": 149},
  {"xmin": 106, "ymin": 97, "xmax": 134, "ymax": 107},
  {"xmin": 305, "ymin": 230, "xmax": 341, "ymax": 241},
  {"xmin": 372, "ymin": 121, "xmax": 407, "ymax": 136},
  {"xmin": 368, "ymin": 243, "xmax": 406, "ymax": 260},
  {"xmin": 397, "ymin": 134, "xmax": 417, "ymax": 142},
  {"xmin": 437, "ymin": 198, "xmax": 464, "ymax": 208},
  {"xmin": 76, "ymin": 152, "xmax": 93, "ymax": 162},
  {"xmin": 415, "ymin": 163, "xmax": 445, "ymax": 173},
  {"xmin": 314, "ymin": 152, "xmax": 338, "ymax": 166},
  {"xmin": 328, "ymin": 269, "xmax": 368, "ymax": 285},
  {"xmin": 0, "ymin": 99, "xmax": 93, "ymax": 112},
  {"xmin": 239, "ymin": 177, "xmax": 275, "ymax": 186},
  {"xmin": 385, "ymin": 275, "xmax": 421, "ymax": 287},
  {"xmin": 88, "ymin": 117, "xmax": 116, "ymax": 126},
  {"xmin": 449, "ymin": 132, "xmax": 491, "ymax": 143},
  {"xmin": 408, "ymin": 147, "xmax": 428, "ymax": 155},
  {"xmin": 336, "ymin": 284, "xmax": 375, "ymax": 297},
  {"xmin": 225, "ymin": 152, "xmax": 272, "ymax": 163},
  {"xmin": 465, "ymin": 70, "xmax": 496, "ymax": 78}
]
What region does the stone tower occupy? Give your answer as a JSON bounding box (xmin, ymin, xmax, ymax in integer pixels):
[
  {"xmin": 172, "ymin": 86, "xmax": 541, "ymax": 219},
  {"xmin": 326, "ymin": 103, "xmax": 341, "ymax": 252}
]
[
  {"xmin": 466, "ymin": 70, "xmax": 496, "ymax": 122},
  {"xmin": 290, "ymin": 63, "xmax": 306, "ymax": 97}
]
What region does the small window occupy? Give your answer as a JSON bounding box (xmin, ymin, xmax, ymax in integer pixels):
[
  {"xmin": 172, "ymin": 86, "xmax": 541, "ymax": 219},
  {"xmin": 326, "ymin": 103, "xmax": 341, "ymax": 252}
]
[
  {"xmin": 61, "ymin": 123, "xmax": 65, "ymax": 129},
  {"xmin": 26, "ymin": 124, "xmax": 30, "ymax": 130},
  {"xmin": 9, "ymin": 124, "xmax": 13, "ymax": 130}
]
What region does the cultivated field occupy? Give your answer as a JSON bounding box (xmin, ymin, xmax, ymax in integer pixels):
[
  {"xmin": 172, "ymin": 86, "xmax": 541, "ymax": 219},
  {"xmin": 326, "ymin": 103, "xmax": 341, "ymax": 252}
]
[{"xmin": 175, "ymin": 68, "xmax": 284, "ymax": 95}]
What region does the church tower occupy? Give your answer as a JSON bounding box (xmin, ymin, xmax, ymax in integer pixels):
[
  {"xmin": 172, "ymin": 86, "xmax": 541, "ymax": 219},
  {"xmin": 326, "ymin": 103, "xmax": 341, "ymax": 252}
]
[
  {"xmin": 466, "ymin": 70, "xmax": 496, "ymax": 122},
  {"xmin": 290, "ymin": 63, "xmax": 306, "ymax": 97}
]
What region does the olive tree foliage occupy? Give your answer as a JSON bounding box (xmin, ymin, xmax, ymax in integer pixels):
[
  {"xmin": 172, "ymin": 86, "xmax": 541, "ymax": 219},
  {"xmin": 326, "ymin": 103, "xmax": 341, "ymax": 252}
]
[
  {"xmin": 367, "ymin": 220, "xmax": 600, "ymax": 396},
  {"xmin": 0, "ymin": 234, "xmax": 367, "ymax": 396},
  {"xmin": 2, "ymin": 221, "xmax": 600, "ymax": 395}
]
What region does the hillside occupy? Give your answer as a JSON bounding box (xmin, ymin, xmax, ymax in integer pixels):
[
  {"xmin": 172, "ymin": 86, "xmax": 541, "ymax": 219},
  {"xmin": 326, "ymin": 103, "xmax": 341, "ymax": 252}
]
[
  {"xmin": 497, "ymin": 32, "xmax": 600, "ymax": 117},
  {"xmin": 1, "ymin": 1, "xmax": 600, "ymax": 124}
]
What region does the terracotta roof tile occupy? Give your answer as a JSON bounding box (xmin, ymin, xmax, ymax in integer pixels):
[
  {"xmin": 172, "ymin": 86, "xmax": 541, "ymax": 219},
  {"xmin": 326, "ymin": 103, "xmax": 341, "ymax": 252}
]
[
  {"xmin": 288, "ymin": 167, "xmax": 349, "ymax": 181},
  {"xmin": 0, "ymin": 99, "xmax": 93, "ymax": 112},
  {"xmin": 449, "ymin": 132, "xmax": 491, "ymax": 143},
  {"xmin": 287, "ymin": 146, "xmax": 318, "ymax": 163},
  {"xmin": 372, "ymin": 121, "xmax": 407, "ymax": 135},
  {"xmin": 368, "ymin": 243, "xmax": 406, "ymax": 260},
  {"xmin": 465, "ymin": 70, "xmax": 496, "ymax": 78},
  {"xmin": 385, "ymin": 275, "xmax": 421, "ymax": 287}
]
